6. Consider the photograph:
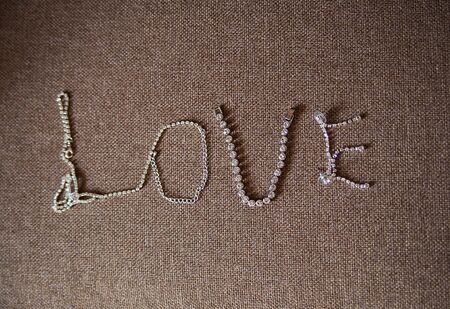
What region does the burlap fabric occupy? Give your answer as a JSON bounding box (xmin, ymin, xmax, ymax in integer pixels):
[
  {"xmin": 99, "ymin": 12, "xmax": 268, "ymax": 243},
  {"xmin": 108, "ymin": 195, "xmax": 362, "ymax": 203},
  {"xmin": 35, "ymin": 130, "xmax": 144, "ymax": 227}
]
[{"xmin": 0, "ymin": 1, "xmax": 448, "ymax": 308}]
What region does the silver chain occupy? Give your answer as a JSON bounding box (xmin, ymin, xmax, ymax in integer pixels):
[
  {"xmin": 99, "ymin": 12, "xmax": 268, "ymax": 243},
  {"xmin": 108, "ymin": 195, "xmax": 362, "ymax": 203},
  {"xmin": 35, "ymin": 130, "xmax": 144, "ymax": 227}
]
[
  {"xmin": 214, "ymin": 106, "xmax": 295, "ymax": 208},
  {"xmin": 149, "ymin": 121, "xmax": 208, "ymax": 205},
  {"xmin": 53, "ymin": 92, "xmax": 208, "ymax": 213},
  {"xmin": 314, "ymin": 111, "xmax": 369, "ymax": 189}
]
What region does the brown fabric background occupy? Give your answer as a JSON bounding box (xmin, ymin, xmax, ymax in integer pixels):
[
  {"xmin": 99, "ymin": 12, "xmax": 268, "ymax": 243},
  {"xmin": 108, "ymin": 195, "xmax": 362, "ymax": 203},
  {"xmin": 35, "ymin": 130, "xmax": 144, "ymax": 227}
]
[{"xmin": 0, "ymin": 1, "xmax": 448, "ymax": 308}]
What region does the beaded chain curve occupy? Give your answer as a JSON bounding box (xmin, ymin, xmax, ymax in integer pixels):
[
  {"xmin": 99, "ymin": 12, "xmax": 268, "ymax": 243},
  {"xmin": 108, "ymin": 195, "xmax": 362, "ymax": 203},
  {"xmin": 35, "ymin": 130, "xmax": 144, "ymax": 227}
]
[
  {"xmin": 314, "ymin": 111, "xmax": 370, "ymax": 189},
  {"xmin": 214, "ymin": 106, "xmax": 295, "ymax": 208},
  {"xmin": 149, "ymin": 121, "xmax": 208, "ymax": 204},
  {"xmin": 52, "ymin": 92, "xmax": 208, "ymax": 212}
]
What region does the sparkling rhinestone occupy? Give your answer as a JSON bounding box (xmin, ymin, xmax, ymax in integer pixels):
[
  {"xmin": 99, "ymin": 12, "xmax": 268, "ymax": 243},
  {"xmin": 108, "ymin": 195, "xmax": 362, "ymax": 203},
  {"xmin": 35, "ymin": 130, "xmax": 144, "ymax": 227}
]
[
  {"xmin": 219, "ymin": 121, "xmax": 227, "ymax": 128},
  {"xmin": 223, "ymin": 128, "xmax": 230, "ymax": 135},
  {"xmin": 283, "ymin": 121, "xmax": 291, "ymax": 128},
  {"xmin": 237, "ymin": 189, "xmax": 245, "ymax": 196},
  {"xmin": 281, "ymin": 128, "xmax": 288, "ymax": 136},
  {"xmin": 271, "ymin": 176, "xmax": 279, "ymax": 184},
  {"xmin": 280, "ymin": 136, "xmax": 288, "ymax": 144},
  {"xmin": 248, "ymin": 200, "xmax": 256, "ymax": 207},
  {"xmin": 225, "ymin": 135, "xmax": 233, "ymax": 143},
  {"xmin": 274, "ymin": 169, "xmax": 281, "ymax": 176},
  {"xmin": 232, "ymin": 166, "xmax": 241, "ymax": 174},
  {"xmin": 280, "ymin": 144, "xmax": 287, "ymax": 152},
  {"xmin": 216, "ymin": 113, "xmax": 223, "ymax": 121},
  {"xmin": 227, "ymin": 143, "xmax": 235, "ymax": 151},
  {"xmin": 263, "ymin": 197, "xmax": 271, "ymax": 204},
  {"xmin": 255, "ymin": 200, "xmax": 263, "ymax": 207},
  {"xmin": 278, "ymin": 153, "xmax": 286, "ymax": 160},
  {"xmin": 236, "ymin": 182, "xmax": 244, "ymax": 190},
  {"xmin": 319, "ymin": 172, "xmax": 332, "ymax": 186},
  {"xmin": 234, "ymin": 175, "xmax": 242, "ymax": 182},
  {"xmin": 241, "ymin": 196, "xmax": 249, "ymax": 204},
  {"xmin": 229, "ymin": 151, "xmax": 237, "ymax": 158},
  {"xmin": 269, "ymin": 184, "xmax": 276, "ymax": 191},
  {"xmin": 314, "ymin": 111, "xmax": 326, "ymax": 124},
  {"xmin": 268, "ymin": 191, "xmax": 275, "ymax": 199},
  {"xmin": 277, "ymin": 161, "xmax": 285, "ymax": 168},
  {"xmin": 231, "ymin": 159, "xmax": 239, "ymax": 166}
]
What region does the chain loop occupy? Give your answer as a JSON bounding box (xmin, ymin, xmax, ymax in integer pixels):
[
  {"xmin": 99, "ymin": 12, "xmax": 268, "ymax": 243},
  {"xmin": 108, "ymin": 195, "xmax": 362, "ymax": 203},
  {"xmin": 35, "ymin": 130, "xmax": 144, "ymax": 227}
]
[{"xmin": 149, "ymin": 121, "xmax": 208, "ymax": 205}]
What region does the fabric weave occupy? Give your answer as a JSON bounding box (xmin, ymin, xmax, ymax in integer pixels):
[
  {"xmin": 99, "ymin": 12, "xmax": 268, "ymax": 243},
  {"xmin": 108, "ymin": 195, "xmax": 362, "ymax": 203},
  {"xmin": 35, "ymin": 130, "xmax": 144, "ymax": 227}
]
[{"xmin": 0, "ymin": 1, "xmax": 448, "ymax": 308}]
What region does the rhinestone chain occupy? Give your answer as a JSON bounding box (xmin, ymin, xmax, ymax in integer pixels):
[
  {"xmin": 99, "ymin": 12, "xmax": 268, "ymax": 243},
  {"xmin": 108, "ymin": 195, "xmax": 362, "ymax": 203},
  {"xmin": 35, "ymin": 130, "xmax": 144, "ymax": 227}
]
[
  {"xmin": 53, "ymin": 92, "xmax": 208, "ymax": 212},
  {"xmin": 314, "ymin": 111, "xmax": 369, "ymax": 189},
  {"xmin": 149, "ymin": 121, "xmax": 208, "ymax": 204},
  {"xmin": 214, "ymin": 106, "xmax": 295, "ymax": 207}
]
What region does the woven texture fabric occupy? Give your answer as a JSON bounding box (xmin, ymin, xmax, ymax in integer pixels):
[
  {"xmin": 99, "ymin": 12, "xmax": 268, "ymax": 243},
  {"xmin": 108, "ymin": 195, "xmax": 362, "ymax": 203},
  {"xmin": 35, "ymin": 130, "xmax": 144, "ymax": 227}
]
[{"xmin": 0, "ymin": 1, "xmax": 448, "ymax": 308}]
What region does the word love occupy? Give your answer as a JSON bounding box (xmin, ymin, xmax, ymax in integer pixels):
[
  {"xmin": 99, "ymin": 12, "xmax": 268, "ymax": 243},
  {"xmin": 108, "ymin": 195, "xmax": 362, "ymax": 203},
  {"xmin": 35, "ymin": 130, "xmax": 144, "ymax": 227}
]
[{"xmin": 52, "ymin": 92, "xmax": 370, "ymax": 213}]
